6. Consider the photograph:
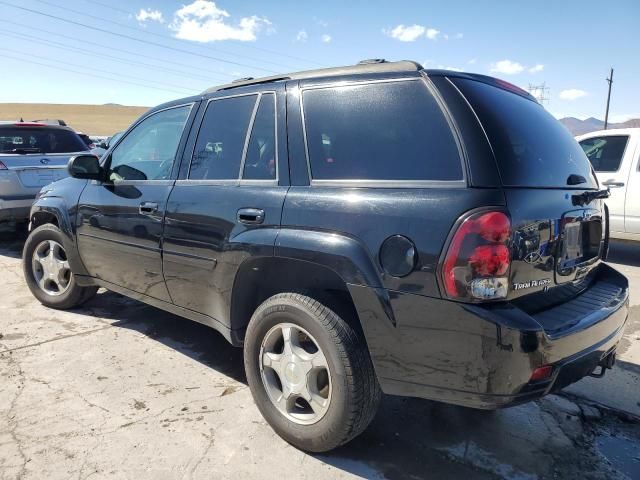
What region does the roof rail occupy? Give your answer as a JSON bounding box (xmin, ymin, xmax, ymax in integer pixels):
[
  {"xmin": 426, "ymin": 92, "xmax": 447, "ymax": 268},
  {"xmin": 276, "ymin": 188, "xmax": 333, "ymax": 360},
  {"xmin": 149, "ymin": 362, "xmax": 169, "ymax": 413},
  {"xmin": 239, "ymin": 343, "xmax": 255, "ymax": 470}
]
[
  {"xmin": 202, "ymin": 60, "xmax": 423, "ymax": 94},
  {"xmin": 232, "ymin": 77, "xmax": 254, "ymax": 83}
]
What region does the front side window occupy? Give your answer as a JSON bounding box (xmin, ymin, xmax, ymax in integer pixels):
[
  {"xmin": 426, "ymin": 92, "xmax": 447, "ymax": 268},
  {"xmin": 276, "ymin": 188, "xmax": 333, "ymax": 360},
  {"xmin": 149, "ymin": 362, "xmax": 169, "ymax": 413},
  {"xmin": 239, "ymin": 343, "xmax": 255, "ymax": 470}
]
[
  {"xmin": 189, "ymin": 95, "xmax": 257, "ymax": 180},
  {"xmin": 109, "ymin": 105, "xmax": 191, "ymax": 181},
  {"xmin": 579, "ymin": 135, "xmax": 629, "ymax": 172},
  {"xmin": 302, "ymin": 80, "xmax": 463, "ymax": 181}
]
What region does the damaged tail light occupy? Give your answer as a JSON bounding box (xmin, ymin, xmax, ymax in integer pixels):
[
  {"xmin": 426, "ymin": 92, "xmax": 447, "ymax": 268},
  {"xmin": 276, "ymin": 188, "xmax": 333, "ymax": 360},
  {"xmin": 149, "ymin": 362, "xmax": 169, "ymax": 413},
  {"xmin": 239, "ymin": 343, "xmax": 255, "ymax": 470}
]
[{"xmin": 441, "ymin": 210, "xmax": 511, "ymax": 301}]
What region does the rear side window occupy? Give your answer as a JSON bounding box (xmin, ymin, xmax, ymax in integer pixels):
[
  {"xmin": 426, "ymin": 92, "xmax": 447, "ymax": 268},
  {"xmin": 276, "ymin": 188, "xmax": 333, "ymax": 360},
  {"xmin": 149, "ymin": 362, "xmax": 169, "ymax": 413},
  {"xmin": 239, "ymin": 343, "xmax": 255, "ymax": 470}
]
[
  {"xmin": 453, "ymin": 78, "xmax": 597, "ymax": 189},
  {"xmin": 190, "ymin": 95, "xmax": 257, "ymax": 180},
  {"xmin": 243, "ymin": 93, "xmax": 276, "ymax": 180},
  {"xmin": 579, "ymin": 135, "xmax": 628, "ymax": 172},
  {"xmin": 0, "ymin": 127, "xmax": 88, "ymax": 154},
  {"xmin": 302, "ymin": 80, "xmax": 463, "ymax": 181}
]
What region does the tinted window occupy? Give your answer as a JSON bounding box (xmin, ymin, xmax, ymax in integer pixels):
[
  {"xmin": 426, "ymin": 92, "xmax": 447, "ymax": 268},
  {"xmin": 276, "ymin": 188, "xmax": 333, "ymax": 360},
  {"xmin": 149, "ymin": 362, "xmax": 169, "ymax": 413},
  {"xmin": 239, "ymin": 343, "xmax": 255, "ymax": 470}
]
[
  {"xmin": 579, "ymin": 135, "xmax": 628, "ymax": 172},
  {"xmin": 190, "ymin": 95, "xmax": 257, "ymax": 180},
  {"xmin": 109, "ymin": 105, "xmax": 190, "ymax": 181},
  {"xmin": 453, "ymin": 78, "xmax": 597, "ymax": 188},
  {"xmin": 0, "ymin": 127, "xmax": 88, "ymax": 154},
  {"xmin": 302, "ymin": 80, "xmax": 462, "ymax": 181},
  {"xmin": 243, "ymin": 93, "xmax": 276, "ymax": 180}
]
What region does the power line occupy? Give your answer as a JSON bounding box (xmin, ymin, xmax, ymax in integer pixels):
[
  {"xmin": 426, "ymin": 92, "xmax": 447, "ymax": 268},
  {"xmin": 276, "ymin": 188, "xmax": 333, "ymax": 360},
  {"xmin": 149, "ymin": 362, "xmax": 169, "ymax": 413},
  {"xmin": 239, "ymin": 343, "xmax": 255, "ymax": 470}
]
[
  {"xmin": 0, "ymin": 1, "xmax": 279, "ymax": 75},
  {"xmin": 0, "ymin": 19, "xmax": 234, "ymax": 81},
  {"xmin": 32, "ymin": 0, "xmax": 302, "ymax": 71},
  {"xmin": 4, "ymin": 47, "xmax": 199, "ymax": 95},
  {"xmin": 1, "ymin": 29, "xmax": 228, "ymax": 84},
  {"xmin": 77, "ymin": 0, "xmax": 326, "ymax": 67},
  {"xmin": 2, "ymin": 52, "xmax": 196, "ymax": 97}
]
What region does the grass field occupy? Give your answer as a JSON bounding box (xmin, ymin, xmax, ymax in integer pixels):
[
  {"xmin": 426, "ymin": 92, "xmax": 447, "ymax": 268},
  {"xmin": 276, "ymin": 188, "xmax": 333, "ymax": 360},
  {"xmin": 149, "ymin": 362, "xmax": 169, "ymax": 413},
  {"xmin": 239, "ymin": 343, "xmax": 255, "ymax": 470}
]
[{"xmin": 0, "ymin": 103, "xmax": 149, "ymax": 136}]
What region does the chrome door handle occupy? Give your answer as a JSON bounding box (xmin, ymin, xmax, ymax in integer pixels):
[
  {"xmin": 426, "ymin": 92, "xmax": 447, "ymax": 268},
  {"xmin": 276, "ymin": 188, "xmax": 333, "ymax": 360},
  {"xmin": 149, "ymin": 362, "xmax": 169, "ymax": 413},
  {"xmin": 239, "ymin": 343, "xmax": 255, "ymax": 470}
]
[
  {"xmin": 139, "ymin": 201, "xmax": 159, "ymax": 215},
  {"xmin": 602, "ymin": 180, "xmax": 625, "ymax": 188},
  {"xmin": 237, "ymin": 208, "xmax": 265, "ymax": 224}
]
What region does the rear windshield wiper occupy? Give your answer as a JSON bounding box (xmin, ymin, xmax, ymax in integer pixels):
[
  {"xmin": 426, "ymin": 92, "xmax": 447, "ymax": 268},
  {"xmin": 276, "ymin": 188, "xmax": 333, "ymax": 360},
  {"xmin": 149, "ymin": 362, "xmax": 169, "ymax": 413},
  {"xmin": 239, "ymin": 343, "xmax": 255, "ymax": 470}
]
[
  {"xmin": 2, "ymin": 147, "xmax": 45, "ymax": 154},
  {"xmin": 572, "ymin": 188, "xmax": 610, "ymax": 206}
]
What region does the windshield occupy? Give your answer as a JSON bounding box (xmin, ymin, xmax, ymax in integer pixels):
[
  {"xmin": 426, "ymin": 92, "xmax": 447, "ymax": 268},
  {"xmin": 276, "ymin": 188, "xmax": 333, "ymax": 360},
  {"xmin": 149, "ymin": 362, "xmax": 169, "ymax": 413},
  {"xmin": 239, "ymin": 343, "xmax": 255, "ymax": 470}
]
[
  {"xmin": 453, "ymin": 78, "xmax": 598, "ymax": 189},
  {"xmin": 0, "ymin": 127, "xmax": 89, "ymax": 154}
]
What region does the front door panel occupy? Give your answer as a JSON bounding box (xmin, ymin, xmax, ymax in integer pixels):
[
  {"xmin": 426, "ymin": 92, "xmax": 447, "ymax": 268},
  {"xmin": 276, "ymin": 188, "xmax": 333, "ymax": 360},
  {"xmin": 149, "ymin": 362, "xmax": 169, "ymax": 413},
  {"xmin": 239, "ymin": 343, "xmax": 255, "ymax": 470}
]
[{"xmin": 77, "ymin": 182, "xmax": 173, "ymax": 300}]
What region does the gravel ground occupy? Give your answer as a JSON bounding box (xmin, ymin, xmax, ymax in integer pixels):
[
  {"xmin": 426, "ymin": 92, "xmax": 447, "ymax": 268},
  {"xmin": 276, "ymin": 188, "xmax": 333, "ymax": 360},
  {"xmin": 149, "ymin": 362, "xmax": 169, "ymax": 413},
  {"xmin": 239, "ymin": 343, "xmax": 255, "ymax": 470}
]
[{"xmin": 1, "ymin": 225, "xmax": 639, "ymax": 480}]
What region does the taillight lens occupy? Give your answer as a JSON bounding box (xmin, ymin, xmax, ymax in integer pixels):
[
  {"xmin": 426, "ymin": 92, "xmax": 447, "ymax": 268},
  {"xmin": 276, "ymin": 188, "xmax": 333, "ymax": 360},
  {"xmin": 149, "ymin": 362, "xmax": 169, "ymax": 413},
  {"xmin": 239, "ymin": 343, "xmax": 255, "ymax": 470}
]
[
  {"xmin": 441, "ymin": 210, "xmax": 511, "ymax": 301},
  {"xmin": 0, "ymin": 160, "xmax": 7, "ymax": 170}
]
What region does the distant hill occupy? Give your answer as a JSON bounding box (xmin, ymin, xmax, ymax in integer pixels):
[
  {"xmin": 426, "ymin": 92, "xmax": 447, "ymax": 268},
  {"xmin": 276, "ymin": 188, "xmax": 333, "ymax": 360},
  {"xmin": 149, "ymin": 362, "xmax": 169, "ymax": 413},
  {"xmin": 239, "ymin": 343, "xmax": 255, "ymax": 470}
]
[
  {"xmin": 0, "ymin": 103, "xmax": 149, "ymax": 136},
  {"xmin": 560, "ymin": 116, "xmax": 640, "ymax": 136}
]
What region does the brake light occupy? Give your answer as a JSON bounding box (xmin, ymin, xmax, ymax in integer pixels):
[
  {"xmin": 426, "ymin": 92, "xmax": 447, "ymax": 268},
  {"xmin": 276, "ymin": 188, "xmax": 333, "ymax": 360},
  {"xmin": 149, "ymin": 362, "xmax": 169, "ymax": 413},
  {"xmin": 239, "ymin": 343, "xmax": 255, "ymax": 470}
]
[
  {"xmin": 0, "ymin": 160, "xmax": 6, "ymax": 170},
  {"xmin": 14, "ymin": 122, "xmax": 46, "ymax": 127},
  {"xmin": 530, "ymin": 365, "xmax": 553, "ymax": 382},
  {"xmin": 441, "ymin": 210, "xmax": 511, "ymax": 301}
]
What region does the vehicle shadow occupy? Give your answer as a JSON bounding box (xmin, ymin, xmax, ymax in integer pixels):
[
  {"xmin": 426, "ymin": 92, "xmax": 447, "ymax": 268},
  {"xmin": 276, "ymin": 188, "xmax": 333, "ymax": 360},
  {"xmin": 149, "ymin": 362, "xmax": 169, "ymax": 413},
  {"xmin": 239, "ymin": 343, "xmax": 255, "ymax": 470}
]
[
  {"xmin": 0, "ymin": 223, "xmax": 28, "ymax": 259},
  {"xmin": 608, "ymin": 240, "xmax": 640, "ymax": 267},
  {"xmin": 79, "ymin": 292, "xmax": 564, "ymax": 480}
]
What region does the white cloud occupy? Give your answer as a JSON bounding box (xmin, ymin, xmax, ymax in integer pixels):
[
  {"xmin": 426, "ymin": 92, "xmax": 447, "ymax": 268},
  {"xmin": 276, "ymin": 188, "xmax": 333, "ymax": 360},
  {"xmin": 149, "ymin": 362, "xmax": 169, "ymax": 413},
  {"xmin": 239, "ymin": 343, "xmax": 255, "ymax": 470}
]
[
  {"xmin": 467, "ymin": 58, "xmax": 477, "ymax": 65},
  {"xmin": 384, "ymin": 24, "xmax": 426, "ymax": 42},
  {"xmin": 529, "ymin": 64, "xmax": 544, "ymax": 73},
  {"xmin": 295, "ymin": 30, "xmax": 308, "ymax": 42},
  {"xmin": 136, "ymin": 8, "xmax": 164, "ymax": 24},
  {"xmin": 559, "ymin": 89, "xmax": 588, "ymax": 101},
  {"xmin": 490, "ymin": 59, "xmax": 525, "ymax": 75},
  {"xmin": 169, "ymin": 0, "xmax": 270, "ymax": 42},
  {"xmin": 425, "ymin": 28, "xmax": 440, "ymax": 40},
  {"xmin": 437, "ymin": 64, "xmax": 463, "ymax": 72},
  {"xmin": 321, "ymin": 34, "xmax": 332, "ymax": 43}
]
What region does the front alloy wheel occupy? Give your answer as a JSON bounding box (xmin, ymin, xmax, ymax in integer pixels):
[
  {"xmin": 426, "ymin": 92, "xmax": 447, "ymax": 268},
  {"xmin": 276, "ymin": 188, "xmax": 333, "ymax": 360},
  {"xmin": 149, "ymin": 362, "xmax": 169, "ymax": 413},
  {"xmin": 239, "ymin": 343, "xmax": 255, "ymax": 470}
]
[{"xmin": 31, "ymin": 239, "xmax": 72, "ymax": 296}]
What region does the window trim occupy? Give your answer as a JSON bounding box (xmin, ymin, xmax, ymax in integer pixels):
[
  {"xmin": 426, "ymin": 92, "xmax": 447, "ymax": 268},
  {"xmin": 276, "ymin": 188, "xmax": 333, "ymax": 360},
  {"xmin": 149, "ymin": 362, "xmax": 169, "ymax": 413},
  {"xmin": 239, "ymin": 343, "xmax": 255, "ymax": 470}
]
[
  {"xmin": 104, "ymin": 102, "xmax": 195, "ymax": 183},
  {"xmin": 299, "ymin": 77, "xmax": 467, "ymax": 189},
  {"xmin": 579, "ymin": 134, "xmax": 630, "ymax": 174},
  {"xmin": 182, "ymin": 91, "xmax": 279, "ymax": 186}
]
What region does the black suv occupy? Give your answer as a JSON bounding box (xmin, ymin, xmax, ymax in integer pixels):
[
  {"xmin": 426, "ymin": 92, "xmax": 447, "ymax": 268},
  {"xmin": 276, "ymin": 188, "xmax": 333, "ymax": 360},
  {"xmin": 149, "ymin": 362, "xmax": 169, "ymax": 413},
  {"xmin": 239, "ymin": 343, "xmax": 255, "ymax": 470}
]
[{"xmin": 23, "ymin": 60, "xmax": 629, "ymax": 452}]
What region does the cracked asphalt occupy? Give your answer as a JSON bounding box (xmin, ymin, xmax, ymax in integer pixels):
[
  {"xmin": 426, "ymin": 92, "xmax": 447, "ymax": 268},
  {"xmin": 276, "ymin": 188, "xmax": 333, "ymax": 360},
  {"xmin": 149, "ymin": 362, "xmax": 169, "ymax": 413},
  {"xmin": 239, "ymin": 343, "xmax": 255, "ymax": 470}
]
[{"xmin": 1, "ymin": 225, "xmax": 639, "ymax": 480}]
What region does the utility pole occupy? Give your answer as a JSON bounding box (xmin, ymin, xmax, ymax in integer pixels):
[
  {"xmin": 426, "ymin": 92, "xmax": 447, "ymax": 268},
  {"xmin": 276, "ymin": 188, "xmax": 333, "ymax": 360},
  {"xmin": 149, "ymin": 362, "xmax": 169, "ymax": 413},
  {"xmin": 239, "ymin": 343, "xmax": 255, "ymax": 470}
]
[{"xmin": 604, "ymin": 68, "xmax": 614, "ymax": 130}]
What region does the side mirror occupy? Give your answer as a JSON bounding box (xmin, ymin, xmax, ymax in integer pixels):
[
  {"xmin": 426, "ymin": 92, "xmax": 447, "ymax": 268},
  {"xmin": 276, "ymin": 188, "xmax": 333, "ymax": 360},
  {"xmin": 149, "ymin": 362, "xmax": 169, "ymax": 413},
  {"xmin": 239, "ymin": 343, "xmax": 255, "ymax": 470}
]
[{"xmin": 68, "ymin": 154, "xmax": 103, "ymax": 180}]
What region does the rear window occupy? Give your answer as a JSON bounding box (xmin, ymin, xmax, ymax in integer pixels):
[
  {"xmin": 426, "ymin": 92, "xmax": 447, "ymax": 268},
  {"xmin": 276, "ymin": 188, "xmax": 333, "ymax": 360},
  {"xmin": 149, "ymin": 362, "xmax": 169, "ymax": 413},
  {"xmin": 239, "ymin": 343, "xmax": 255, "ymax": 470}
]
[
  {"xmin": 302, "ymin": 80, "xmax": 463, "ymax": 181},
  {"xmin": 579, "ymin": 135, "xmax": 628, "ymax": 172},
  {"xmin": 0, "ymin": 127, "xmax": 88, "ymax": 154},
  {"xmin": 453, "ymin": 78, "xmax": 597, "ymax": 189}
]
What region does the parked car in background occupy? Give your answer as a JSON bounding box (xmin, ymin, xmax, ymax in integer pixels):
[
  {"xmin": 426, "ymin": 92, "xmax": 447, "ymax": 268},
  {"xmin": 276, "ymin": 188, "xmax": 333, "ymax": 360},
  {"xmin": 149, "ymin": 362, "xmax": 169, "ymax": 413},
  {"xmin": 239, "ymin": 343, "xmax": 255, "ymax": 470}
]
[
  {"xmin": 0, "ymin": 122, "xmax": 90, "ymax": 223},
  {"xmin": 23, "ymin": 61, "xmax": 628, "ymax": 452},
  {"xmin": 577, "ymin": 128, "xmax": 640, "ymax": 241},
  {"xmin": 92, "ymin": 132, "xmax": 124, "ymax": 157},
  {"xmin": 76, "ymin": 132, "xmax": 95, "ymax": 149}
]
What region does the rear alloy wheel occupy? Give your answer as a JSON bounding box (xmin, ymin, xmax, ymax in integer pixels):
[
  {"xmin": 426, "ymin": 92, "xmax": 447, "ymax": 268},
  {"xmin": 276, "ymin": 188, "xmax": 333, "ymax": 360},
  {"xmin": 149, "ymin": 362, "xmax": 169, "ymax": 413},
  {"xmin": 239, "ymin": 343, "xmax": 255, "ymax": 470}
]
[
  {"xmin": 260, "ymin": 323, "xmax": 332, "ymax": 425},
  {"xmin": 244, "ymin": 293, "xmax": 381, "ymax": 452},
  {"xmin": 23, "ymin": 224, "xmax": 97, "ymax": 309}
]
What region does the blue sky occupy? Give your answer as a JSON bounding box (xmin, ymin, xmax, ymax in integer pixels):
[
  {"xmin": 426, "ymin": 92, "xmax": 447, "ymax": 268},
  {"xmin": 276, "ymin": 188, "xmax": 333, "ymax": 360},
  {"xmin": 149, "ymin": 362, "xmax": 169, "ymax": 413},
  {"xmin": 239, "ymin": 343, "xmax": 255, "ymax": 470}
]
[{"xmin": 1, "ymin": 0, "xmax": 638, "ymax": 121}]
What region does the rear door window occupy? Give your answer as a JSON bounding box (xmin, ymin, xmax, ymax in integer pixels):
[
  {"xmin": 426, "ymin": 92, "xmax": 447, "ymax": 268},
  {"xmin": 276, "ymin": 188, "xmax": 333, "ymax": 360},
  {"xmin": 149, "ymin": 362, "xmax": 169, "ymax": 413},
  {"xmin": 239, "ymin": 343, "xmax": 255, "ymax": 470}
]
[
  {"xmin": 302, "ymin": 80, "xmax": 463, "ymax": 182},
  {"xmin": 189, "ymin": 95, "xmax": 257, "ymax": 180},
  {"xmin": 243, "ymin": 93, "xmax": 276, "ymax": 180},
  {"xmin": 453, "ymin": 78, "xmax": 598, "ymax": 189},
  {"xmin": 0, "ymin": 127, "xmax": 88, "ymax": 154},
  {"xmin": 578, "ymin": 135, "xmax": 628, "ymax": 172}
]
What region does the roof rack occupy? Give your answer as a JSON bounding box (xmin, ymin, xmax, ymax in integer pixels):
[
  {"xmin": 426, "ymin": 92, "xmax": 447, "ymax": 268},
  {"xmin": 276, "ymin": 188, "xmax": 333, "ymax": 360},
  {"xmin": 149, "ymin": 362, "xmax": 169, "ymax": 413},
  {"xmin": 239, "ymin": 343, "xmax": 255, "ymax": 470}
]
[{"xmin": 203, "ymin": 60, "xmax": 422, "ymax": 94}]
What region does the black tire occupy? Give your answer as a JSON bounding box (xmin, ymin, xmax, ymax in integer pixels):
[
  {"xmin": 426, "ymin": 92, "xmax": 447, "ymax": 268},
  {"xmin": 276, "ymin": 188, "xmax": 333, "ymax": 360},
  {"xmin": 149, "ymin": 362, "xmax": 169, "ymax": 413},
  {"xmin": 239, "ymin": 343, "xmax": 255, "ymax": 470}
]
[
  {"xmin": 22, "ymin": 224, "xmax": 98, "ymax": 309},
  {"xmin": 244, "ymin": 292, "xmax": 381, "ymax": 452}
]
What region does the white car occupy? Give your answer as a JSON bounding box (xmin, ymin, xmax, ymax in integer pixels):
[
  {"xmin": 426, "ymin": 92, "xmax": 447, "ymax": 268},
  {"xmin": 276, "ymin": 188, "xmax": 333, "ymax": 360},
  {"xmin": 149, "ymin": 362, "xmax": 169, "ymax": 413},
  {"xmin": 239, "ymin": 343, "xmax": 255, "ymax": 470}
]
[{"xmin": 577, "ymin": 128, "xmax": 640, "ymax": 242}]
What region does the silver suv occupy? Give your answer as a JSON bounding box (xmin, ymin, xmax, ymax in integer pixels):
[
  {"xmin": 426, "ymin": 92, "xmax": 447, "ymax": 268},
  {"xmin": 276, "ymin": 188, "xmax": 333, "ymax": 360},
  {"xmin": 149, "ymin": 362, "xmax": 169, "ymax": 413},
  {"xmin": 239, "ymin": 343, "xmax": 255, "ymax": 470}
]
[{"xmin": 0, "ymin": 122, "xmax": 89, "ymax": 223}]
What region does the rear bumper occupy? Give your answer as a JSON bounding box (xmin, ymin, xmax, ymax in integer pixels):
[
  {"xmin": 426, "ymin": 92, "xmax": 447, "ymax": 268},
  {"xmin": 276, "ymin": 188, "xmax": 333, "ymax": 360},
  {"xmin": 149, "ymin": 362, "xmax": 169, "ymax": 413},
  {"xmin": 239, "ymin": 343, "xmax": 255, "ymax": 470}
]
[
  {"xmin": 349, "ymin": 263, "xmax": 629, "ymax": 409},
  {"xmin": 0, "ymin": 194, "xmax": 37, "ymax": 222}
]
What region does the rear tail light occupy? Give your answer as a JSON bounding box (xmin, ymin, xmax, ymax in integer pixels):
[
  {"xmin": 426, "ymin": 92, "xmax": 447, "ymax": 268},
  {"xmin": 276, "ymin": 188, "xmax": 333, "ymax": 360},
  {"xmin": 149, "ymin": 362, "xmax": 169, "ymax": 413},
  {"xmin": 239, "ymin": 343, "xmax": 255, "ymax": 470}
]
[
  {"xmin": 441, "ymin": 210, "xmax": 511, "ymax": 301},
  {"xmin": 0, "ymin": 160, "xmax": 7, "ymax": 170},
  {"xmin": 529, "ymin": 365, "xmax": 553, "ymax": 382}
]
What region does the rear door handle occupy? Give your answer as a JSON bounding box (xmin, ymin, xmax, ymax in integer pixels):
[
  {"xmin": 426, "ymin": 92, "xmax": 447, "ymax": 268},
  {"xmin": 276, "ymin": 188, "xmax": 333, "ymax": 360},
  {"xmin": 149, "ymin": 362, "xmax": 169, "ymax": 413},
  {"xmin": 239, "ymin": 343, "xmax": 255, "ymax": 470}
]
[
  {"xmin": 139, "ymin": 201, "xmax": 159, "ymax": 215},
  {"xmin": 602, "ymin": 180, "xmax": 625, "ymax": 188},
  {"xmin": 237, "ymin": 208, "xmax": 265, "ymax": 225}
]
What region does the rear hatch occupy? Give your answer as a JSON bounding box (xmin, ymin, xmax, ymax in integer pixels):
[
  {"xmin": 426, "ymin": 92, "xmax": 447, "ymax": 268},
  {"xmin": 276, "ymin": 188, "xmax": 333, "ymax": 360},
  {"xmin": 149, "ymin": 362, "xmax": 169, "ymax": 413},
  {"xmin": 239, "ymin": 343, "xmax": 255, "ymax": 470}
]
[
  {"xmin": 451, "ymin": 77, "xmax": 606, "ymax": 315},
  {"xmin": 0, "ymin": 124, "xmax": 88, "ymax": 192}
]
